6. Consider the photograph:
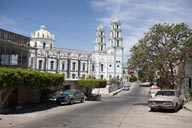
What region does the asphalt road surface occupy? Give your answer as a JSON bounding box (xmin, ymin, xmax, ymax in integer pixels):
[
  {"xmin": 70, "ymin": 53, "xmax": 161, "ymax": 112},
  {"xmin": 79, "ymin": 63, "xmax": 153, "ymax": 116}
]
[{"xmin": 10, "ymin": 82, "xmax": 192, "ymax": 128}]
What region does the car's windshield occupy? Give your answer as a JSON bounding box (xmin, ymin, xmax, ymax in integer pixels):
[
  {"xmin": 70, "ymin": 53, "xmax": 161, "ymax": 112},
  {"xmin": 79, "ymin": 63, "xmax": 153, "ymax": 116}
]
[
  {"xmin": 63, "ymin": 90, "xmax": 75, "ymax": 95},
  {"xmin": 155, "ymin": 91, "xmax": 175, "ymax": 96}
]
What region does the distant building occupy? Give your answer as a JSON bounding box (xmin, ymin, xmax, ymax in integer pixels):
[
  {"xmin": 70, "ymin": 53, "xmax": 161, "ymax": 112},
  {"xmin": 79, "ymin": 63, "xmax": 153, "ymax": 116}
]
[
  {"xmin": 0, "ymin": 28, "xmax": 33, "ymax": 68},
  {"xmin": 29, "ymin": 18, "xmax": 124, "ymax": 80}
]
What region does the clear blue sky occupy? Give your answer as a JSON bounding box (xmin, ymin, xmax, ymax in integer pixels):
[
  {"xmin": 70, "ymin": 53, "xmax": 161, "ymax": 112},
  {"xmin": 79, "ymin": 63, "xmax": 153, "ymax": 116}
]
[{"xmin": 0, "ymin": 0, "xmax": 192, "ymax": 57}]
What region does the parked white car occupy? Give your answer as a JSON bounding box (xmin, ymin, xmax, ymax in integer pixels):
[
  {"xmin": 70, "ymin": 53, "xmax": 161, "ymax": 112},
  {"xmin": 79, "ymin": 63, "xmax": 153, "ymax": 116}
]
[{"xmin": 148, "ymin": 90, "xmax": 184, "ymax": 112}]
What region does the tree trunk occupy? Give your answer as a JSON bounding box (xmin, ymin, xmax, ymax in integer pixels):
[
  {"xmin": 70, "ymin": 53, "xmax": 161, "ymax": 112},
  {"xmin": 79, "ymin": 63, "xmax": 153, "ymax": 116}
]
[{"xmin": 0, "ymin": 89, "xmax": 3, "ymax": 109}]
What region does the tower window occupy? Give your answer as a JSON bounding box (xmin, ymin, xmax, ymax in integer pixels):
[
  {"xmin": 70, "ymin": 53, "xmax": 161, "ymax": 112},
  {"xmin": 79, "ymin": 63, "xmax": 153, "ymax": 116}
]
[
  {"xmin": 50, "ymin": 61, "xmax": 54, "ymax": 70},
  {"xmin": 35, "ymin": 42, "xmax": 37, "ymax": 47},
  {"xmin": 101, "ymin": 45, "xmax": 103, "ymax": 51},
  {"xmin": 117, "ymin": 41, "xmax": 120, "ymax": 47}
]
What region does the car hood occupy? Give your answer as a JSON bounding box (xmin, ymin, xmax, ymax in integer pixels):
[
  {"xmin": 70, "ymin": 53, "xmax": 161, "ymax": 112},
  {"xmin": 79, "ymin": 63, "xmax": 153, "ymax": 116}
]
[{"xmin": 148, "ymin": 96, "xmax": 175, "ymax": 102}]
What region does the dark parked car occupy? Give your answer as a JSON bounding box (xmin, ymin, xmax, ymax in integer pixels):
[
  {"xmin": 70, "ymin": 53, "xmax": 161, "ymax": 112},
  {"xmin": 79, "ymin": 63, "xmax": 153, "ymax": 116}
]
[
  {"xmin": 123, "ymin": 85, "xmax": 129, "ymax": 91},
  {"xmin": 56, "ymin": 89, "xmax": 85, "ymax": 105}
]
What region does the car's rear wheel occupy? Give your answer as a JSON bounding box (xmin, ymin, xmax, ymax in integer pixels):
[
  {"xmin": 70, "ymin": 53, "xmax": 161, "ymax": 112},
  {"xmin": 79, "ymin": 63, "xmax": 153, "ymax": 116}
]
[{"xmin": 81, "ymin": 97, "xmax": 85, "ymax": 103}]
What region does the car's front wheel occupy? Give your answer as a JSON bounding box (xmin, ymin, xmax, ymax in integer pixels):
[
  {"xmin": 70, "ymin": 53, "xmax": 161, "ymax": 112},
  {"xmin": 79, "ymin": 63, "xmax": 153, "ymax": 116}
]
[
  {"xmin": 56, "ymin": 102, "xmax": 61, "ymax": 105},
  {"xmin": 173, "ymin": 103, "xmax": 178, "ymax": 112},
  {"xmin": 69, "ymin": 99, "xmax": 74, "ymax": 105},
  {"xmin": 150, "ymin": 108, "xmax": 155, "ymax": 112}
]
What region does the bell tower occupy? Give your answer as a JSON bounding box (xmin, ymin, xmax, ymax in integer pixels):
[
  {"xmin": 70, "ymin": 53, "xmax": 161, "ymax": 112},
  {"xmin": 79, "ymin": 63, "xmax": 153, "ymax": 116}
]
[
  {"xmin": 108, "ymin": 18, "xmax": 123, "ymax": 78},
  {"xmin": 94, "ymin": 25, "xmax": 106, "ymax": 52}
]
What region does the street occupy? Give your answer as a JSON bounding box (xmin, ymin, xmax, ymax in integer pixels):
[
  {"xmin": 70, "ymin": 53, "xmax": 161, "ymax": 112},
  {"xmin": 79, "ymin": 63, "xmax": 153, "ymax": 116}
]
[{"xmin": 1, "ymin": 82, "xmax": 192, "ymax": 128}]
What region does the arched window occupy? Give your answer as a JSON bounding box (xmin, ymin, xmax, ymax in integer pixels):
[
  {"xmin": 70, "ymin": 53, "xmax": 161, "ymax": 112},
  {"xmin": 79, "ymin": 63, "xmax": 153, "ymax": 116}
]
[
  {"xmin": 43, "ymin": 42, "xmax": 46, "ymax": 49},
  {"xmin": 101, "ymin": 64, "xmax": 104, "ymax": 72},
  {"xmin": 100, "ymin": 75, "xmax": 104, "ymax": 80},
  {"xmin": 39, "ymin": 60, "xmax": 42, "ymax": 69},
  {"xmin": 82, "ymin": 63, "xmax": 85, "ymax": 71},
  {"xmin": 35, "ymin": 42, "xmax": 37, "ymax": 47},
  {"xmin": 50, "ymin": 61, "xmax": 54, "ymax": 70},
  {"xmin": 72, "ymin": 73, "xmax": 75, "ymax": 79},
  {"xmin": 72, "ymin": 62, "xmax": 76, "ymax": 71},
  {"xmin": 62, "ymin": 61, "xmax": 65, "ymax": 70},
  {"xmin": 92, "ymin": 64, "xmax": 95, "ymax": 71}
]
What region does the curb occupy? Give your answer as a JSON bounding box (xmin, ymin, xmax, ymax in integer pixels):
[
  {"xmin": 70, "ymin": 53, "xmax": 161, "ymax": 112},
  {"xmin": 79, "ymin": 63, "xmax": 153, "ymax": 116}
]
[
  {"xmin": 111, "ymin": 88, "xmax": 123, "ymax": 96},
  {"xmin": 183, "ymin": 106, "xmax": 192, "ymax": 112}
]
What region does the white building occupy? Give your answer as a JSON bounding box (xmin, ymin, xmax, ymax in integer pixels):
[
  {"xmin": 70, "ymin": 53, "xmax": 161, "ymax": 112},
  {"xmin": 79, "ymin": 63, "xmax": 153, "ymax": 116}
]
[
  {"xmin": 29, "ymin": 18, "xmax": 124, "ymax": 81},
  {"xmin": 90, "ymin": 18, "xmax": 124, "ymax": 80}
]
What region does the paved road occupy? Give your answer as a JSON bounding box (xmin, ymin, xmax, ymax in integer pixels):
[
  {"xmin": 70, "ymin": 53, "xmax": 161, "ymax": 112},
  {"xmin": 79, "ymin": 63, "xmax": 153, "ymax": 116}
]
[{"xmin": 2, "ymin": 82, "xmax": 192, "ymax": 128}]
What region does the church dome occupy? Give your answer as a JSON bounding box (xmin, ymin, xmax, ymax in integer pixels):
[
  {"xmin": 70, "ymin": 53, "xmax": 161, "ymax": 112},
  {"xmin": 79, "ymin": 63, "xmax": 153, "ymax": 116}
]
[{"xmin": 31, "ymin": 25, "xmax": 54, "ymax": 40}]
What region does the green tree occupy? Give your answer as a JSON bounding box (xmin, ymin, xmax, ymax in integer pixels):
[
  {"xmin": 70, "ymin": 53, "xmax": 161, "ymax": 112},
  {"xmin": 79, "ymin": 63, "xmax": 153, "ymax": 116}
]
[
  {"xmin": 0, "ymin": 68, "xmax": 64, "ymax": 108},
  {"xmin": 129, "ymin": 23, "xmax": 192, "ymax": 89},
  {"xmin": 78, "ymin": 78, "xmax": 107, "ymax": 100}
]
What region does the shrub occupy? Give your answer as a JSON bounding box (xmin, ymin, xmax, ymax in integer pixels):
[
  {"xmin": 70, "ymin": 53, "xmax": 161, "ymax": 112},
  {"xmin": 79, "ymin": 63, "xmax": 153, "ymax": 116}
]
[
  {"xmin": 186, "ymin": 88, "xmax": 192, "ymax": 100},
  {"xmin": 78, "ymin": 78, "xmax": 107, "ymax": 100},
  {"xmin": 130, "ymin": 75, "xmax": 138, "ymax": 82}
]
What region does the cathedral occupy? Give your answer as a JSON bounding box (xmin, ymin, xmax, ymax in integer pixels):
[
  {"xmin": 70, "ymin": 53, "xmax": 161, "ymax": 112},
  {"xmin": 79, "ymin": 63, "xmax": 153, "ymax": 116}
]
[{"xmin": 29, "ymin": 18, "xmax": 124, "ymax": 80}]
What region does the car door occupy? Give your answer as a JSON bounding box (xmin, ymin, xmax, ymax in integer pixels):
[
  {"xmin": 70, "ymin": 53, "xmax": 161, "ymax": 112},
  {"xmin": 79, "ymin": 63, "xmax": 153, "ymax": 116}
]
[{"xmin": 73, "ymin": 91, "xmax": 79, "ymax": 102}]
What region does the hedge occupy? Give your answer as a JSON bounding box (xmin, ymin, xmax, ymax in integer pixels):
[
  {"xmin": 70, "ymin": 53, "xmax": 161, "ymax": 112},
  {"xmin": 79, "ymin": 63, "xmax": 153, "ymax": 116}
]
[
  {"xmin": 0, "ymin": 67, "xmax": 64, "ymax": 88},
  {"xmin": 78, "ymin": 79, "xmax": 107, "ymax": 89}
]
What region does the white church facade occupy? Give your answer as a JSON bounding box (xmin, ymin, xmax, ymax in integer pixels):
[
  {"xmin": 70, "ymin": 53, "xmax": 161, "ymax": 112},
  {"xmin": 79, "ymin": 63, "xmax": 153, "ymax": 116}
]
[{"xmin": 29, "ymin": 18, "xmax": 124, "ymax": 81}]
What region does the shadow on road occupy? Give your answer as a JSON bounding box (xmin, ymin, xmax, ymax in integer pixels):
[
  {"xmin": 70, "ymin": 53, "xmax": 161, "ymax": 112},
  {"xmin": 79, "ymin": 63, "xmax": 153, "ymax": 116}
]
[
  {"xmin": 139, "ymin": 84, "xmax": 151, "ymax": 87},
  {"xmin": 149, "ymin": 107, "xmax": 183, "ymax": 113},
  {"xmin": 133, "ymin": 102, "xmax": 148, "ymax": 106},
  {"xmin": 2, "ymin": 101, "xmax": 58, "ymax": 115}
]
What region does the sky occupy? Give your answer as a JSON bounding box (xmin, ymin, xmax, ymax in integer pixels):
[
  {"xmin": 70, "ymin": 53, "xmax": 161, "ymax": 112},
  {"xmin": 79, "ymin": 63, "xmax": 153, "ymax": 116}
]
[{"xmin": 0, "ymin": 0, "xmax": 192, "ymax": 58}]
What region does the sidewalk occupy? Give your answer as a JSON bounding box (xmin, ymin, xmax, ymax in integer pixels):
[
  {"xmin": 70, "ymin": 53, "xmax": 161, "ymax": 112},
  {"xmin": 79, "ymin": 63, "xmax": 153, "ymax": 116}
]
[
  {"xmin": 183, "ymin": 101, "xmax": 192, "ymax": 112},
  {"xmin": 100, "ymin": 88, "xmax": 123, "ymax": 97}
]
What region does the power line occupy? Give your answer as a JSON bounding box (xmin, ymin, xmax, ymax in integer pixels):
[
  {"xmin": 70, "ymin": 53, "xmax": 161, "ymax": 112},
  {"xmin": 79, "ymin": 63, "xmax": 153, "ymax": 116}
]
[{"xmin": 0, "ymin": 6, "xmax": 93, "ymax": 46}]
